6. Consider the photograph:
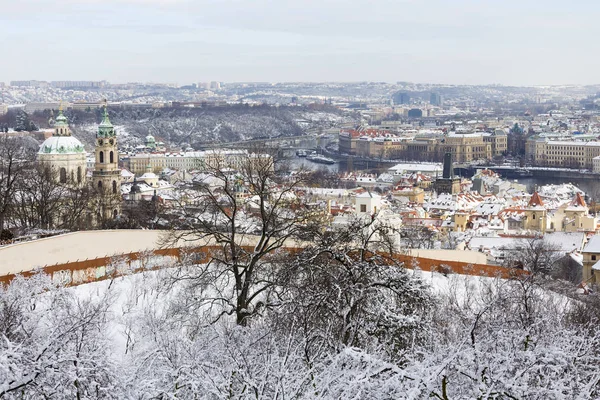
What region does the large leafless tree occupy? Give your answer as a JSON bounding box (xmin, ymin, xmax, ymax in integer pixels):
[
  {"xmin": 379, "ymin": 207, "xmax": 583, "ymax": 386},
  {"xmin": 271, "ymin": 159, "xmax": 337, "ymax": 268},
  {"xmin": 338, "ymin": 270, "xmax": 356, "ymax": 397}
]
[
  {"xmin": 0, "ymin": 136, "xmax": 37, "ymax": 233},
  {"xmin": 167, "ymin": 150, "xmax": 315, "ymax": 325}
]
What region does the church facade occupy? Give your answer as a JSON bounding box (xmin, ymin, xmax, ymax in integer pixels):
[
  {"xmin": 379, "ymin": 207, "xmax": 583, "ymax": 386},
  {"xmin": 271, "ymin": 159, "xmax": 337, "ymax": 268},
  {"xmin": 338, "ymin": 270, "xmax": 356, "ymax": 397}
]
[{"xmin": 37, "ymin": 107, "xmax": 87, "ymax": 186}]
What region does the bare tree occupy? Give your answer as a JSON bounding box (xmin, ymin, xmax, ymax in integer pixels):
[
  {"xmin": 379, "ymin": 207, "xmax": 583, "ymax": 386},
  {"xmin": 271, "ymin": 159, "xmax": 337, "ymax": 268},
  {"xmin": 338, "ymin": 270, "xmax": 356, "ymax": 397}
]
[
  {"xmin": 11, "ymin": 165, "xmax": 96, "ymax": 232},
  {"xmin": 274, "ymin": 216, "xmax": 430, "ymax": 362},
  {"xmin": 0, "ymin": 136, "xmax": 37, "ymax": 233},
  {"xmin": 503, "ymin": 237, "xmax": 562, "ymax": 275},
  {"xmin": 167, "ymin": 150, "xmax": 314, "ymax": 326},
  {"xmin": 400, "ymin": 225, "xmax": 437, "ymax": 249},
  {"xmin": 12, "ymin": 166, "xmax": 68, "ymax": 230}
]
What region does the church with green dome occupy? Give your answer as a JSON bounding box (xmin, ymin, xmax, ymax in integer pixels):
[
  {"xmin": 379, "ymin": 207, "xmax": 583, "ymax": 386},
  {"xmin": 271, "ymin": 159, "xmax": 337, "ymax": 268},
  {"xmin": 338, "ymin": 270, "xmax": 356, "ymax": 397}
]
[{"xmin": 37, "ymin": 106, "xmax": 87, "ymax": 186}]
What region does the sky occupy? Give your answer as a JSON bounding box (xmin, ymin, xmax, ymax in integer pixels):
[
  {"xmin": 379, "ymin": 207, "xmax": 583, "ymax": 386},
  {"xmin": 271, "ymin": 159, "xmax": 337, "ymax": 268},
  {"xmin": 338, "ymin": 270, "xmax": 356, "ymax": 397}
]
[{"xmin": 2, "ymin": 0, "xmax": 600, "ymax": 85}]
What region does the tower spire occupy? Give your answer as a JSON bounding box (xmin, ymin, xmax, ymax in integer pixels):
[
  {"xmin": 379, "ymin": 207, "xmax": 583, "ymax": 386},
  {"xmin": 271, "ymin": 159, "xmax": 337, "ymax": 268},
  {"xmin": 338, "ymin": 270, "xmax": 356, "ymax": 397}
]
[{"xmin": 54, "ymin": 101, "xmax": 70, "ymax": 136}]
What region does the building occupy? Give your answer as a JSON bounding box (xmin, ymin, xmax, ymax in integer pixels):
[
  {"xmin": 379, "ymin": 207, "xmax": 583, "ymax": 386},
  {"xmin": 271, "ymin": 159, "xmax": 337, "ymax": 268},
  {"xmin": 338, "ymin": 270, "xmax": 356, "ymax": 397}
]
[
  {"xmin": 593, "ymin": 156, "xmax": 600, "ymax": 173},
  {"xmin": 339, "ymin": 128, "xmax": 502, "ymax": 162},
  {"xmin": 25, "ymin": 103, "xmax": 64, "ymax": 114},
  {"xmin": 388, "ymin": 162, "xmax": 442, "ymax": 177},
  {"xmin": 339, "ymin": 127, "xmax": 391, "ymax": 155},
  {"xmin": 441, "ymin": 132, "xmax": 492, "ymax": 163},
  {"xmin": 526, "ymin": 138, "xmax": 600, "ymax": 169},
  {"xmin": 482, "ymin": 130, "xmax": 508, "ymax": 157},
  {"xmin": 145, "ymin": 135, "xmax": 157, "ymax": 150},
  {"xmin": 124, "ymin": 150, "xmax": 272, "ymax": 176},
  {"xmin": 522, "ymin": 192, "xmax": 547, "ymax": 232},
  {"xmin": 50, "ymin": 81, "xmax": 107, "ymax": 89},
  {"xmin": 0, "ymin": 104, "xmax": 7, "ymax": 116},
  {"xmin": 356, "ymin": 135, "xmax": 406, "ymax": 159},
  {"xmin": 36, "ymin": 107, "xmax": 87, "ymax": 186},
  {"xmin": 70, "ymin": 102, "xmax": 105, "ymax": 111},
  {"xmin": 10, "ymin": 80, "xmax": 48, "ymax": 88},
  {"xmin": 355, "ymin": 191, "xmax": 381, "ymax": 215},
  {"xmin": 92, "ymin": 105, "xmax": 122, "ymax": 219},
  {"xmin": 392, "ymin": 92, "xmax": 410, "ymax": 105},
  {"xmin": 430, "ymin": 92, "xmax": 443, "ymax": 106},
  {"xmin": 563, "ymin": 193, "xmax": 595, "ymax": 232},
  {"xmin": 407, "ymin": 108, "xmax": 423, "ymax": 118},
  {"xmin": 582, "ymin": 235, "xmax": 600, "ymax": 285}
]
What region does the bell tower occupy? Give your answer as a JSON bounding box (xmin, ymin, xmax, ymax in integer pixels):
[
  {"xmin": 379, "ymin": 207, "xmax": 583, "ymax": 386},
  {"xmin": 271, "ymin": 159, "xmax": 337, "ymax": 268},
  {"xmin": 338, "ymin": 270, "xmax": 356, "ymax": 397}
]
[{"xmin": 92, "ymin": 101, "xmax": 121, "ymax": 220}]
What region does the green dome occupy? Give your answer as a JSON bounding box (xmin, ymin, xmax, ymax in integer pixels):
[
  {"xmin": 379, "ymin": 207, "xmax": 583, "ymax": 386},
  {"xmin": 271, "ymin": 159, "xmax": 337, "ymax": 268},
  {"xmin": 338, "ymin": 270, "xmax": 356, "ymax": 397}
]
[{"xmin": 39, "ymin": 136, "xmax": 85, "ymax": 154}]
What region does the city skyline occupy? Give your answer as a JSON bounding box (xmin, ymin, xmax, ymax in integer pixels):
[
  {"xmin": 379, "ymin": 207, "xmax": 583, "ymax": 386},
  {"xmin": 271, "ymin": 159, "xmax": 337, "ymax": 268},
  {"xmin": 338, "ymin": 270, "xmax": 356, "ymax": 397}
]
[{"xmin": 3, "ymin": 0, "xmax": 600, "ymax": 85}]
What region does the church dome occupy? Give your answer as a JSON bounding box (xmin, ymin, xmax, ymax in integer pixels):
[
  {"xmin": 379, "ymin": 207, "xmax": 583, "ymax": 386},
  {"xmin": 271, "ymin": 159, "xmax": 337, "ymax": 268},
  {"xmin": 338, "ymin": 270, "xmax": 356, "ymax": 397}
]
[{"xmin": 39, "ymin": 136, "xmax": 86, "ymax": 155}]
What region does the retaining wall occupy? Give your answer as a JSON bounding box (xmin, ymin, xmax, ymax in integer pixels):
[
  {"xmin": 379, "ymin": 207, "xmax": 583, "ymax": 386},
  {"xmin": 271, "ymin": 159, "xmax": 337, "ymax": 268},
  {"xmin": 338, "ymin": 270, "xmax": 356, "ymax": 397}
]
[{"xmin": 0, "ymin": 246, "xmax": 528, "ymax": 287}]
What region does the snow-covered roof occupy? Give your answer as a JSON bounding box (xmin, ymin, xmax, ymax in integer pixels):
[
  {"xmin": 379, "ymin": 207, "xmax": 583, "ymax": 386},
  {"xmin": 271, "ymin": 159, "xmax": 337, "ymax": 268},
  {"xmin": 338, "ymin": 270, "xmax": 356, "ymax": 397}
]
[
  {"xmin": 140, "ymin": 172, "xmax": 158, "ymax": 179},
  {"xmin": 356, "ymin": 191, "xmax": 381, "ymax": 199},
  {"xmin": 121, "ymin": 169, "xmax": 135, "ymax": 178},
  {"xmin": 389, "ymin": 163, "xmax": 442, "ymax": 174},
  {"xmin": 583, "ymin": 235, "xmax": 600, "ymax": 253},
  {"xmin": 544, "ymin": 232, "xmax": 585, "ymax": 252}
]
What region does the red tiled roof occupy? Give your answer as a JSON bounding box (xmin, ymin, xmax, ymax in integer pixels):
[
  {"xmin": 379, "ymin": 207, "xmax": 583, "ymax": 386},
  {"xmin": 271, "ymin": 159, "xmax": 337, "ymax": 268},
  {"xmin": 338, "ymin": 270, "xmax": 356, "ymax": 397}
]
[
  {"xmin": 571, "ymin": 192, "xmax": 587, "ymax": 207},
  {"xmin": 528, "ymin": 192, "xmax": 544, "ymax": 207}
]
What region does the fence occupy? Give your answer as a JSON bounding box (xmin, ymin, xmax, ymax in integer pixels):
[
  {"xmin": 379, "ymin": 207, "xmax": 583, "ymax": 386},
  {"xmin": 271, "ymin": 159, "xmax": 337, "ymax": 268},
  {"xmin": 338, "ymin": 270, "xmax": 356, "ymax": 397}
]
[{"xmin": 0, "ymin": 246, "xmax": 528, "ymax": 287}]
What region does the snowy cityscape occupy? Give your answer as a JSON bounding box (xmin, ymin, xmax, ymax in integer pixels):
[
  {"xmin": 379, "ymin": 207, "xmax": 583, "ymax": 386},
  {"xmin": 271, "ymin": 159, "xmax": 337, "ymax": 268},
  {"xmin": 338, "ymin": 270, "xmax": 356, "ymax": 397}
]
[{"xmin": 4, "ymin": 1, "xmax": 600, "ymax": 398}]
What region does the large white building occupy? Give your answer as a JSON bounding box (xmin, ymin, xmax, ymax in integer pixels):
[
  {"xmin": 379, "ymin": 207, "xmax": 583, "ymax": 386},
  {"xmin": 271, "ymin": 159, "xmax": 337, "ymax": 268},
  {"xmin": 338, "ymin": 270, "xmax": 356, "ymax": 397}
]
[{"xmin": 124, "ymin": 150, "xmax": 272, "ymax": 176}]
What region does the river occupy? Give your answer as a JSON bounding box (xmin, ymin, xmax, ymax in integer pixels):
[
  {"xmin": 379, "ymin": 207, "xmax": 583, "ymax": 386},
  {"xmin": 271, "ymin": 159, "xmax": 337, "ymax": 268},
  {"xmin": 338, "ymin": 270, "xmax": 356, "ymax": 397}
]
[{"xmin": 283, "ymin": 156, "xmax": 600, "ymax": 200}]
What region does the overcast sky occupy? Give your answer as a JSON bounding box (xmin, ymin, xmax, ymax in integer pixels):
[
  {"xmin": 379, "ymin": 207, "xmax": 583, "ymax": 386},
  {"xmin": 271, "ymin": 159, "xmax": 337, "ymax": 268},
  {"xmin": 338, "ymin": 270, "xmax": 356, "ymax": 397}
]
[{"xmin": 3, "ymin": 0, "xmax": 599, "ymax": 85}]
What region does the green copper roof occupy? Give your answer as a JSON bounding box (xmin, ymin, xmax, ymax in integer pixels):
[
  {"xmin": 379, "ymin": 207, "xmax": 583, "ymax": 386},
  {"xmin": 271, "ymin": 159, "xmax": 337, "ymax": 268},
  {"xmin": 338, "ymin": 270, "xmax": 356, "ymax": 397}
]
[
  {"xmin": 38, "ymin": 136, "xmax": 85, "ymax": 154},
  {"xmin": 97, "ymin": 105, "xmax": 116, "ymax": 138},
  {"xmin": 99, "ymin": 105, "xmax": 113, "ymax": 128},
  {"xmin": 55, "ymin": 108, "xmax": 68, "ymax": 127}
]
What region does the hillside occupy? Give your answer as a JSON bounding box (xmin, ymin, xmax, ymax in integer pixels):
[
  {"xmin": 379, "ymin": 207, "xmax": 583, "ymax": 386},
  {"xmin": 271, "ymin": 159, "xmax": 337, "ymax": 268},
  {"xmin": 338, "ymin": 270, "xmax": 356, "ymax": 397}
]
[{"xmin": 19, "ymin": 104, "xmax": 353, "ymax": 150}]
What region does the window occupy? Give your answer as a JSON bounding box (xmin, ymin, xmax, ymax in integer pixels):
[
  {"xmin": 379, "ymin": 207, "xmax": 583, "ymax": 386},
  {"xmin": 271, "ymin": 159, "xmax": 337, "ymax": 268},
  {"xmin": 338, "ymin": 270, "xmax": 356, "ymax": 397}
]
[
  {"xmin": 110, "ymin": 151, "xmax": 114, "ymax": 164},
  {"xmin": 59, "ymin": 168, "xmax": 67, "ymax": 183},
  {"xmin": 593, "ymin": 255, "xmax": 597, "ymax": 261},
  {"xmin": 112, "ymin": 180, "xmax": 117, "ymax": 194},
  {"xmin": 99, "ymin": 151, "xmax": 104, "ymax": 163},
  {"xmin": 360, "ymin": 204, "xmax": 367, "ymax": 213},
  {"xmin": 77, "ymin": 166, "xmax": 82, "ymax": 183},
  {"xmin": 98, "ymin": 181, "xmax": 103, "ymax": 191}
]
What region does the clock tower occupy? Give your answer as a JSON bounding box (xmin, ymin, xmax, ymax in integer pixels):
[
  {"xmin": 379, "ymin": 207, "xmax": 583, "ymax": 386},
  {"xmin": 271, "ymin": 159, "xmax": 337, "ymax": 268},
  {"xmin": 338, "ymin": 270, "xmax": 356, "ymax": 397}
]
[{"xmin": 92, "ymin": 102, "xmax": 122, "ymax": 220}]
